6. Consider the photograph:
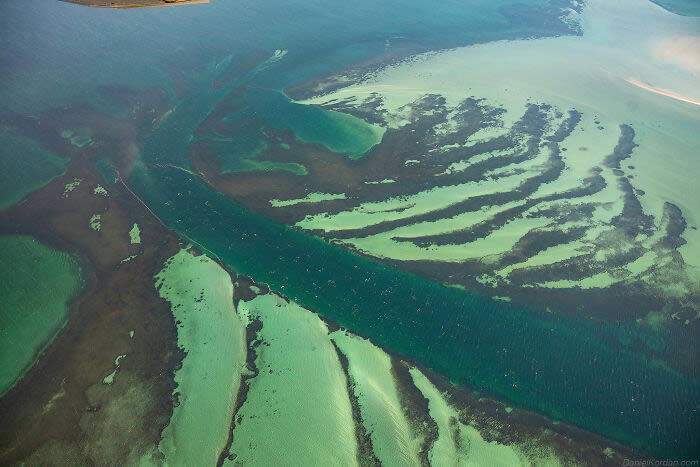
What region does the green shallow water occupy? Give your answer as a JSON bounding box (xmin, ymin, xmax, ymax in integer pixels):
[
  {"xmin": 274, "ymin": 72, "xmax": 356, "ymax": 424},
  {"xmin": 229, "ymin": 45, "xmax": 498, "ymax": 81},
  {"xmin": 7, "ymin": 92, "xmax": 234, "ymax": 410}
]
[
  {"xmin": 94, "ymin": 158, "xmax": 118, "ymax": 185},
  {"xmin": 228, "ymin": 294, "xmax": 358, "ymax": 465},
  {"xmin": 152, "ymin": 248, "xmax": 245, "ymax": 466},
  {"xmin": 0, "ymin": 126, "xmax": 68, "ymax": 210},
  {"xmin": 650, "ymin": 0, "xmax": 700, "ymax": 15},
  {"xmin": 203, "ymin": 88, "xmax": 384, "ymax": 174},
  {"xmin": 0, "ymin": 235, "xmax": 83, "ymax": 396},
  {"xmin": 250, "ymin": 90, "xmax": 385, "ymax": 158},
  {"xmin": 1, "ymin": 0, "xmax": 698, "ymax": 459},
  {"xmin": 124, "ymin": 69, "xmax": 700, "ymax": 457}
]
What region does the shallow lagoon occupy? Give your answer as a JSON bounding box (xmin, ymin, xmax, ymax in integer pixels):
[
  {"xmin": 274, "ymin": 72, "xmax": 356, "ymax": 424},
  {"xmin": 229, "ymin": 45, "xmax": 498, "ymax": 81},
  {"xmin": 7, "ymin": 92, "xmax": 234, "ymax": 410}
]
[
  {"xmin": 1, "ymin": 0, "xmax": 698, "ymax": 460},
  {"xmin": 122, "ymin": 2, "xmax": 698, "ymax": 457},
  {"xmin": 306, "ymin": 0, "xmax": 700, "ymax": 270},
  {"xmin": 0, "ymin": 127, "xmax": 68, "ymax": 210},
  {"xmin": 0, "ymin": 235, "xmax": 82, "ymax": 396},
  {"xmin": 131, "ymin": 110, "xmax": 700, "ymax": 457}
]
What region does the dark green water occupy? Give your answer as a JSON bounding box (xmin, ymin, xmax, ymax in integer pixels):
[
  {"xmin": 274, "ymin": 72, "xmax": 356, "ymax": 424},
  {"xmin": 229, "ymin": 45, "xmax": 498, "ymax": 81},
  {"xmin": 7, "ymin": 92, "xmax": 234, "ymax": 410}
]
[
  {"xmin": 1, "ymin": 0, "xmax": 698, "ymax": 458},
  {"xmin": 94, "ymin": 158, "xmax": 118, "ymax": 184}
]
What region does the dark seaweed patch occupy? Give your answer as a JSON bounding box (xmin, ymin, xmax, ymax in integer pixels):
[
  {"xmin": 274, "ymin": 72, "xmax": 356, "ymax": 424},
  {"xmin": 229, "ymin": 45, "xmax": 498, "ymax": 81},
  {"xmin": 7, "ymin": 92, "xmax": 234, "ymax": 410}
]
[
  {"xmin": 657, "ymin": 202, "xmax": 687, "ymax": 250},
  {"xmin": 217, "ymin": 308, "xmax": 263, "ymax": 467},
  {"xmin": 603, "ymin": 124, "xmax": 637, "ymax": 169},
  {"xmin": 390, "ymin": 357, "xmax": 438, "ymax": 466}
]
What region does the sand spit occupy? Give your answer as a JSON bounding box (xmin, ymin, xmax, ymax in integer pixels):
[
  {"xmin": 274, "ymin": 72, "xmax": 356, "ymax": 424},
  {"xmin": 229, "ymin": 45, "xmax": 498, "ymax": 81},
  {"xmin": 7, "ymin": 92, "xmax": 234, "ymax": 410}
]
[
  {"xmin": 270, "ymin": 192, "xmax": 347, "ymax": 207},
  {"xmin": 409, "ymin": 368, "xmax": 526, "ymax": 466},
  {"xmin": 331, "ymin": 331, "xmax": 422, "ymax": 466},
  {"xmin": 625, "ymin": 77, "xmax": 700, "ymax": 107}
]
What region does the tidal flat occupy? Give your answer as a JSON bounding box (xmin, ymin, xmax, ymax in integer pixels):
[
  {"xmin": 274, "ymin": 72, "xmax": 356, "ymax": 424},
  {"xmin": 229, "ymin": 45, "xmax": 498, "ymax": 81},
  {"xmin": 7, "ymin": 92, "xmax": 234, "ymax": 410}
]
[
  {"xmin": 183, "ymin": 0, "xmax": 698, "ymax": 456},
  {"xmin": 1, "ymin": 0, "xmax": 698, "ymax": 462},
  {"xmin": 295, "ymin": 0, "xmax": 700, "ymax": 275}
]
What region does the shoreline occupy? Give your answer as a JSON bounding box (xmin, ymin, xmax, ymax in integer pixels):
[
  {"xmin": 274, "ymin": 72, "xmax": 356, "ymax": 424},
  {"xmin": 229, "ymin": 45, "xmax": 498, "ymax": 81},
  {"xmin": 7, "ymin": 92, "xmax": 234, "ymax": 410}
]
[{"xmin": 625, "ymin": 77, "xmax": 700, "ymax": 107}]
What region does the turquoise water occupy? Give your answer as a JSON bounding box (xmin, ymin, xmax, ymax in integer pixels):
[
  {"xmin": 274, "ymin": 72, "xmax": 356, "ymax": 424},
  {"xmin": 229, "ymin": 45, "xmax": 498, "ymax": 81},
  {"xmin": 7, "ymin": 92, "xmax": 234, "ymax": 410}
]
[
  {"xmin": 1, "ymin": 0, "xmax": 698, "ymax": 458},
  {"xmin": 0, "ymin": 236, "xmax": 83, "ymax": 396},
  {"xmin": 128, "ymin": 56, "xmax": 698, "ymax": 456},
  {"xmin": 201, "ymin": 89, "xmax": 383, "ymax": 173},
  {"xmin": 248, "ymin": 90, "xmax": 384, "ymax": 158},
  {"xmin": 650, "ymin": 0, "xmax": 700, "ymax": 15},
  {"xmin": 94, "ymin": 158, "xmax": 118, "ymax": 184},
  {"xmin": 0, "ymin": 0, "xmax": 566, "ymax": 113},
  {"xmin": 0, "ymin": 126, "xmax": 68, "ymax": 210}
]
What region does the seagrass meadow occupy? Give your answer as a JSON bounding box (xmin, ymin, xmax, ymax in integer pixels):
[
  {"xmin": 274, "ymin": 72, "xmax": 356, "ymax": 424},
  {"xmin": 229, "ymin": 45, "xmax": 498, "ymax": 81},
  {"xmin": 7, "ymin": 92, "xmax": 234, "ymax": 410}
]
[{"xmin": 0, "ymin": 0, "xmax": 698, "ymax": 464}]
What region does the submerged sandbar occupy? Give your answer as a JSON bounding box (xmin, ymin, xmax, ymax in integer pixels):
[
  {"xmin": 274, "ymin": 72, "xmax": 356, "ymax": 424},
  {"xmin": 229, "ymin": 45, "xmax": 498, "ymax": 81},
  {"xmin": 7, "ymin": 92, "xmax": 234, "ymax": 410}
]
[
  {"xmin": 150, "ymin": 247, "xmax": 245, "ymax": 466},
  {"xmin": 0, "ymin": 235, "xmax": 82, "ymax": 396}
]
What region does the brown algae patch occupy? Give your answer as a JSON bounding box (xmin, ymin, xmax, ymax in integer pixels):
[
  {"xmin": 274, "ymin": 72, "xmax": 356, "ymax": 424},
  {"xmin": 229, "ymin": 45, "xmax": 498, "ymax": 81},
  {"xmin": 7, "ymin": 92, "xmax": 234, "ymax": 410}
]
[{"xmin": 0, "ymin": 145, "xmax": 183, "ymax": 465}]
